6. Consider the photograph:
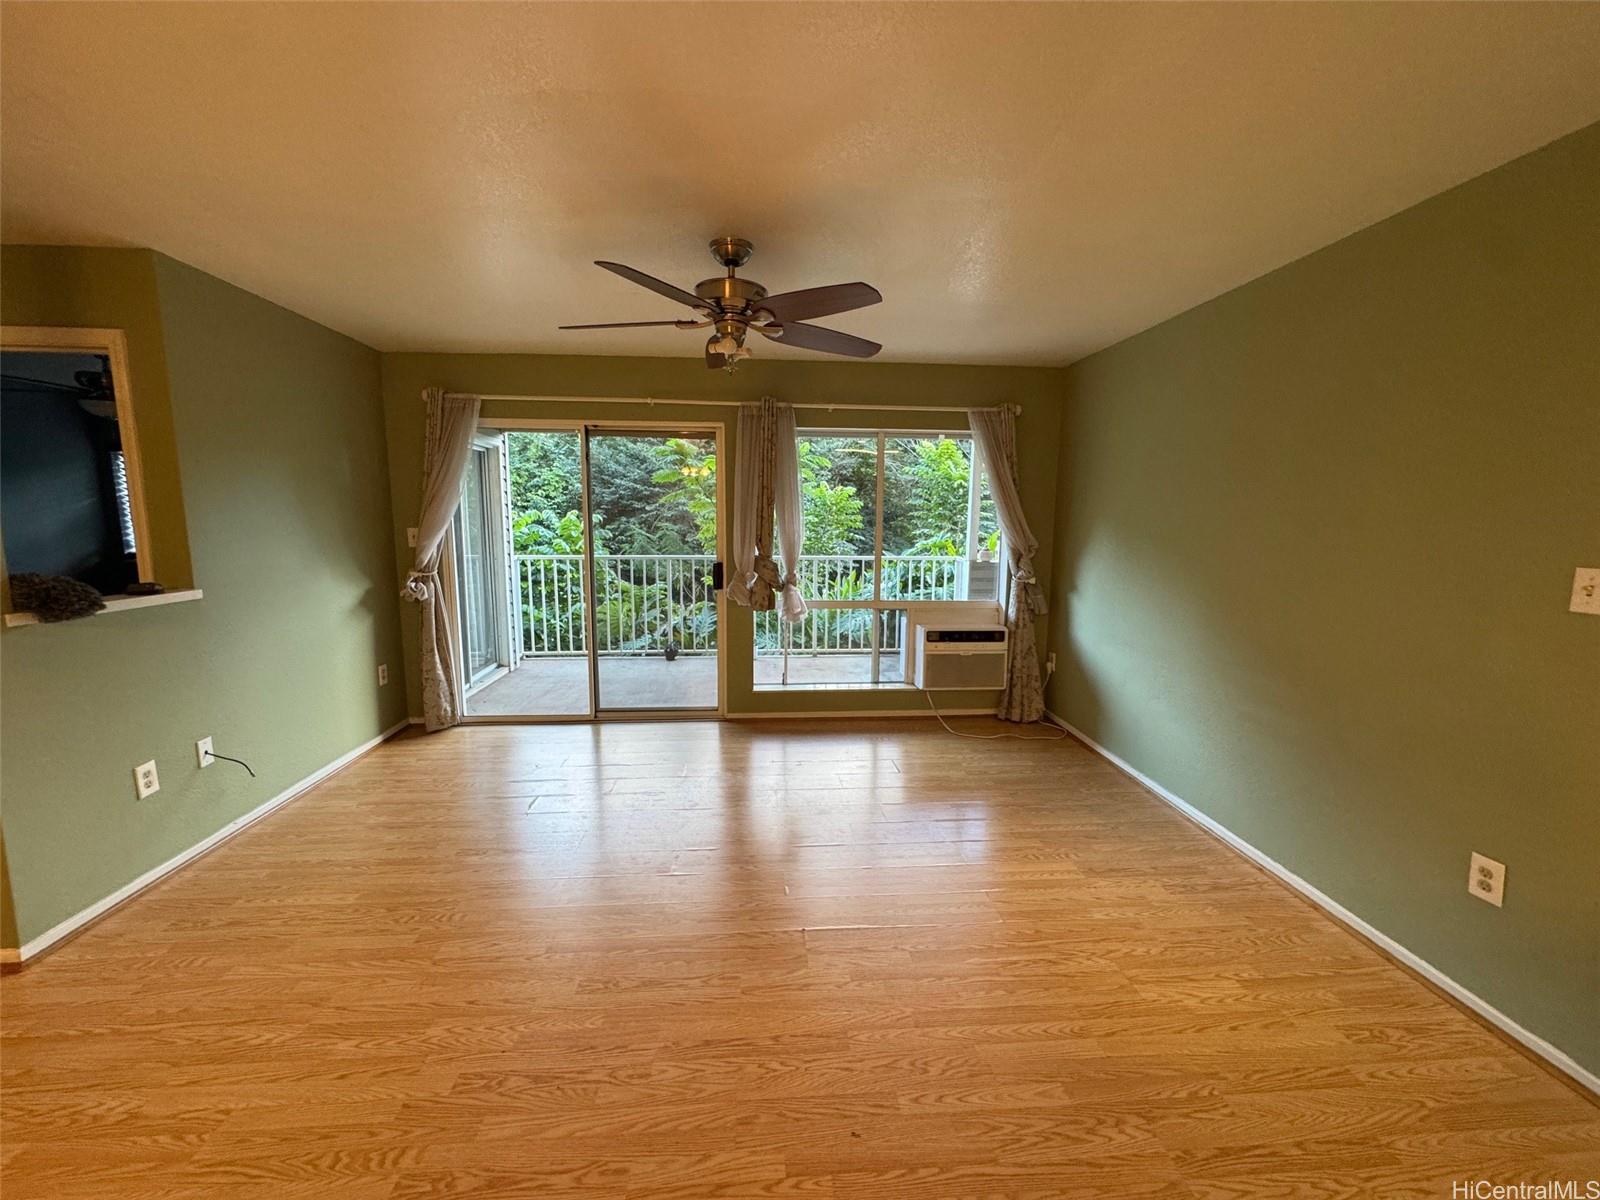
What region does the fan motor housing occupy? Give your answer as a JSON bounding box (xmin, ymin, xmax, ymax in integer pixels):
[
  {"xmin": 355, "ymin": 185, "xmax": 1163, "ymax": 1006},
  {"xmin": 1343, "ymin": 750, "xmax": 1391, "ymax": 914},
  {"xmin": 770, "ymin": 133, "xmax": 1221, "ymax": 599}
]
[{"xmin": 695, "ymin": 275, "xmax": 767, "ymax": 311}]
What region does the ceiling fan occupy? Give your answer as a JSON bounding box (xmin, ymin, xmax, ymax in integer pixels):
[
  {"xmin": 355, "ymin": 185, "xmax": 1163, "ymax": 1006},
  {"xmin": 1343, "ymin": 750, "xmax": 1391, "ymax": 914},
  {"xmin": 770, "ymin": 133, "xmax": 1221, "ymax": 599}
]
[{"xmin": 560, "ymin": 237, "xmax": 883, "ymax": 371}]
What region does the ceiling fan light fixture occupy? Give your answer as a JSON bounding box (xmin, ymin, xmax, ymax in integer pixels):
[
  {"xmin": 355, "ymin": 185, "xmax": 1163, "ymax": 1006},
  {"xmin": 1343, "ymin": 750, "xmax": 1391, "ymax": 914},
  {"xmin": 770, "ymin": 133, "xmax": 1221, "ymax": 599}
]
[{"xmin": 569, "ymin": 239, "xmax": 882, "ymax": 369}]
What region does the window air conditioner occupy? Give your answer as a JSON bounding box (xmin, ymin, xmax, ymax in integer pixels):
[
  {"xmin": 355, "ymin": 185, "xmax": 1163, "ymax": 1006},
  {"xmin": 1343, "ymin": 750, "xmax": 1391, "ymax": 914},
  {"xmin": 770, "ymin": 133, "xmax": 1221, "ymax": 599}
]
[{"xmin": 906, "ymin": 619, "xmax": 1009, "ymax": 691}]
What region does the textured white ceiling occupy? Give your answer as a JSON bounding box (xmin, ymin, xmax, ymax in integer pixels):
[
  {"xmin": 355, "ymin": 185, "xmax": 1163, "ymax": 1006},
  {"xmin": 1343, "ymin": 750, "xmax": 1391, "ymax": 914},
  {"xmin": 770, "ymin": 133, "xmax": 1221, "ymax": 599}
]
[{"xmin": 4, "ymin": 2, "xmax": 1599, "ymax": 365}]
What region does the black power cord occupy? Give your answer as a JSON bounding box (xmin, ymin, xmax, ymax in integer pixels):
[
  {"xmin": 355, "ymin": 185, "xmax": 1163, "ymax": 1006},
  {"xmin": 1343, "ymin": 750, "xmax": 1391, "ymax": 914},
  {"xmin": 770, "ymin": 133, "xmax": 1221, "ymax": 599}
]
[{"xmin": 204, "ymin": 750, "xmax": 256, "ymax": 778}]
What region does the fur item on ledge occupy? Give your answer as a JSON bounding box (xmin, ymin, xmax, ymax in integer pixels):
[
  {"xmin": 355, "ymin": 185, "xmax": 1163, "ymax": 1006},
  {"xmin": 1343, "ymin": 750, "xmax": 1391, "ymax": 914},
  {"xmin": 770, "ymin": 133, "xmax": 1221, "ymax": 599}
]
[{"xmin": 7, "ymin": 573, "xmax": 106, "ymax": 622}]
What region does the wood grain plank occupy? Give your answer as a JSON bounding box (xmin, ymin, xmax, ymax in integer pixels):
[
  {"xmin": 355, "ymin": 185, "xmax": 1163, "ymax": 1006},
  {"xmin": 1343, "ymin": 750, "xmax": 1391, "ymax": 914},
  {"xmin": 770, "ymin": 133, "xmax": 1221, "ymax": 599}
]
[{"xmin": 3, "ymin": 719, "xmax": 1594, "ymax": 1200}]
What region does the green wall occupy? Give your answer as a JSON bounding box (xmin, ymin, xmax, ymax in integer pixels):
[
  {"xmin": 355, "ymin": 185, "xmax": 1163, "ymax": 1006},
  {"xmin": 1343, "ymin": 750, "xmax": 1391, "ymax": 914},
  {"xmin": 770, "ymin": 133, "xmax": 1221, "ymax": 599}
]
[
  {"xmin": 0, "ymin": 246, "xmax": 193, "ymax": 589},
  {"xmin": 380, "ymin": 353, "xmax": 1064, "ymax": 717},
  {"xmin": 1047, "ymin": 124, "xmax": 1600, "ymax": 1072},
  {"xmin": 0, "ymin": 248, "xmax": 407, "ymax": 948}
]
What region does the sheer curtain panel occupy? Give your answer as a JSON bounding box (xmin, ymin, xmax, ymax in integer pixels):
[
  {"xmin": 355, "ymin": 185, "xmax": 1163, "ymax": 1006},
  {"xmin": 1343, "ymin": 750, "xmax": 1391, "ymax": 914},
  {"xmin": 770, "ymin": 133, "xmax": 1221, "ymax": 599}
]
[
  {"xmin": 969, "ymin": 406, "xmax": 1046, "ymax": 722},
  {"xmin": 402, "ymin": 387, "xmax": 481, "ymax": 730}
]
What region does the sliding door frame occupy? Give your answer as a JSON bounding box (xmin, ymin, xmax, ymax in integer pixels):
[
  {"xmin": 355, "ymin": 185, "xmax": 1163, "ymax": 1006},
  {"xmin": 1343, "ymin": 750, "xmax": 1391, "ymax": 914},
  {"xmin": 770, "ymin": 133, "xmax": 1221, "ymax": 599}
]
[
  {"xmin": 456, "ymin": 435, "xmax": 513, "ymax": 699},
  {"xmin": 462, "ymin": 416, "xmax": 728, "ymax": 724}
]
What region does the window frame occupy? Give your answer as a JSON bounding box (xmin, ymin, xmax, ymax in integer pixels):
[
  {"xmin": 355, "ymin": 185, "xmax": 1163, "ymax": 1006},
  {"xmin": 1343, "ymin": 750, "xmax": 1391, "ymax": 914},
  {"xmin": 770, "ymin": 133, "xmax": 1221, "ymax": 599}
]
[
  {"xmin": 0, "ymin": 326, "xmax": 154, "ymax": 587},
  {"xmin": 759, "ymin": 426, "xmax": 1005, "ymax": 688}
]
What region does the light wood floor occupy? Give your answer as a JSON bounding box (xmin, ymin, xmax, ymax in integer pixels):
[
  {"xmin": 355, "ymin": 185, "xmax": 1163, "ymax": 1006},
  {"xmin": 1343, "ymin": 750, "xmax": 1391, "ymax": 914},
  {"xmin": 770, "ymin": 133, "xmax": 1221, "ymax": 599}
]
[{"xmin": 3, "ymin": 720, "xmax": 1595, "ymax": 1198}]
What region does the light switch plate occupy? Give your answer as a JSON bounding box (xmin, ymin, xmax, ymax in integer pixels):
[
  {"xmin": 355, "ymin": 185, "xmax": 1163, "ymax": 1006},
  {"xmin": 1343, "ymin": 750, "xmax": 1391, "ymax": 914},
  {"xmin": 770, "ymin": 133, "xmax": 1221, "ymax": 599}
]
[
  {"xmin": 378, "ymin": 663, "xmax": 389, "ymax": 686},
  {"xmin": 1570, "ymin": 567, "xmax": 1600, "ymax": 615},
  {"xmin": 406, "ymin": 527, "xmax": 419, "ymax": 548}
]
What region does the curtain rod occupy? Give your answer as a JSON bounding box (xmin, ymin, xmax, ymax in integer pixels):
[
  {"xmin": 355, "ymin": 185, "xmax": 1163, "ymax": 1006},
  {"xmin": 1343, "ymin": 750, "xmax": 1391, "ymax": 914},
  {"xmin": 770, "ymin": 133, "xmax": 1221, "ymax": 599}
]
[{"xmin": 445, "ymin": 392, "xmax": 1020, "ymax": 416}]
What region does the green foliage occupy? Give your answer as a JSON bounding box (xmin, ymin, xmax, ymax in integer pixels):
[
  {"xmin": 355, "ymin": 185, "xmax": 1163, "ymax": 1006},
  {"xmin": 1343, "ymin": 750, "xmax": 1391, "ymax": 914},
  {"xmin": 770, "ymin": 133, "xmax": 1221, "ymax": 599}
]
[
  {"xmin": 513, "ymin": 508, "xmax": 592, "ymax": 556},
  {"xmin": 507, "ymin": 433, "xmax": 581, "ymax": 529},
  {"xmin": 502, "ymin": 429, "xmax": 992, "ymax": 657},
  {"xmin": 649, "ymin": 438, "xmax": 718, "ymax": 555},
  {"xmin": 902, "ymin": 438, "xmax": 971, "ymax": 552},
  {"xmin": 798, "ymin": 439, "xmax": 867, "ymax": 556},
  {"xmin": 506, "ymin": 432, "xmax": 718, "ymax": 653}
]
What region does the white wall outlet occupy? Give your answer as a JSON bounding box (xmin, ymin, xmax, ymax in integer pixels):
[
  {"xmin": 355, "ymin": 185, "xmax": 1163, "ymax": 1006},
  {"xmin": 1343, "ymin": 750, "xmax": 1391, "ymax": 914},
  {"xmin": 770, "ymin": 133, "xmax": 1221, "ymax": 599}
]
[
  {"xmin": 378, "ymin": 663, "xmax": 389, "ymax": 686},
  {"xmin": 1046, "ymin": 652, "xmax": 1057, "ymax": 675},
  {"xmin": 406, "ymin": 527, "xmax": 419, "ymax": 548},
  {"xmin": 1570, "ymin": 567, "xmax": 1600, "ymax": 615},
  {"xmin": 196, "ymin": 736, "xmax": 214, "ymax": 768},
  {"xmin": 134, "ymin": 760, "xmax": 160, "ymax": 800},
  {"xmin": 1468, "ymin": 852, "xmax": 1505, "ymax": 907}
]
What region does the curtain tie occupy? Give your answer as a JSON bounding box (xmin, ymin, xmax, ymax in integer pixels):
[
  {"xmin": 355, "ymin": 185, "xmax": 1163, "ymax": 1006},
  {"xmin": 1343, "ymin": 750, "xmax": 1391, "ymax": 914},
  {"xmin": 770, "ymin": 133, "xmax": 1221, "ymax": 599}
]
[
  {"xmin": 401, "ymin": 568, "xmax": 438, "ymax": 603},
  {"xmin": 777, "ymin": 567, "xmax": 808, "ymax": 623},
  {"xmin": 1011, "ymin": 563, "xmax": 1048, "ymax": 614},
  {"xmin": 749, "ymin": 555, "xmax": 781, "ymax": 612}
]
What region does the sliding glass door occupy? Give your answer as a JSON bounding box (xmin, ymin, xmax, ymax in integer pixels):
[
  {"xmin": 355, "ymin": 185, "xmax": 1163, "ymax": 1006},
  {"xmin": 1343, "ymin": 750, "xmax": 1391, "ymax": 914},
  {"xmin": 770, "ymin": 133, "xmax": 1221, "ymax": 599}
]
[
  {"xmin": 458, "ymin": 423, "xmax": 722, "ymax": 720},
  {"xmin": 585, "ymin": 429, "xmax": 721, "ymax": 714}
]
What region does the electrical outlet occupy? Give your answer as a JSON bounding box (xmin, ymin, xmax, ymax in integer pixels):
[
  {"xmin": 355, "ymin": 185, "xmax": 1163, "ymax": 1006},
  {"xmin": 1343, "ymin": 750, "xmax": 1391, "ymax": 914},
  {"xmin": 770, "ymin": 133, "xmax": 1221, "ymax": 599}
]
[
  {"xmin": 1046, "ymin": 652, "xmax": 1057, "ymax": 674},
  {"xmin": 1468, "ymin": 852, "xmax": 1505, "ymax": 907},
  {"xmin": 1570, "ymin": 567, "xmax": 1600, "ymax": 615},
  {"xmin": 378, "ymin": 663, "xmax": 389, "ymax": 686},
  {"xmin": 196, "ymin": 736, "xmax": 214, "ymax": 768},
  {"xmin": 406, "ymin": 527, "xmax": 419, "ymax": 548},
  {"xmin": 134, "ymin": 760, "xmax": 160, "ymax": 800}
]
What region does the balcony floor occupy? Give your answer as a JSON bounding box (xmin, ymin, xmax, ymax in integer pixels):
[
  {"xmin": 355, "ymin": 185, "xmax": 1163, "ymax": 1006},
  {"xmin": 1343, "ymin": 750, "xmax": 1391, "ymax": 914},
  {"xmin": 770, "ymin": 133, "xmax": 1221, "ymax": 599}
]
[{"xmin": 464, "ymin": 653, "xmax": 899, "ymax": 716}]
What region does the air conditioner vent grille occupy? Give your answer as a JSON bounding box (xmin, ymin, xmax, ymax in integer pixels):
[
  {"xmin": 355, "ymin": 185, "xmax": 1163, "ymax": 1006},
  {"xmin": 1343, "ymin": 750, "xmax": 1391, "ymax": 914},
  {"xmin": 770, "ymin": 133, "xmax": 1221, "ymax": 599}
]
[{"xmin": 910, "ymin": 619, "xmax": 1009, "ymax": 691}]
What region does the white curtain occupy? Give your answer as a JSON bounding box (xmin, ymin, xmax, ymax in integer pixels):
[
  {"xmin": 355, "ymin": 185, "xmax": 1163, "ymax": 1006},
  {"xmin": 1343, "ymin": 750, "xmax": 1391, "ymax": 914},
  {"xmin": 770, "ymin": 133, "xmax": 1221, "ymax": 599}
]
[
  {"xmin": 727, "ymin": 400, "xmax": 771, "ymax": 609},
  {"xmin": 770, "ymin": 401, "xmax": 807, "ymax": 622},
  {"xmin": 401, "ymin": 387, "xmax": 480, "ymax": 731},
  {"xmin": 728, "ymin": 396, "xmax": 806, "ymax": 621},
  {"xmin": 969, "ymin": 406, "xmax": 1046, "ymax": 723}
]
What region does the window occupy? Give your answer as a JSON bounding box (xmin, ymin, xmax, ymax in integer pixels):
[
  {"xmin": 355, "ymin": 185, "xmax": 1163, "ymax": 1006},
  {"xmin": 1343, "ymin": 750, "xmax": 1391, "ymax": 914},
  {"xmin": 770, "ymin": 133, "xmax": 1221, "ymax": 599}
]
[
  {"xmin": 754, "ymin": 430, "xmax": 1002, "ymax": 688},
  {"xmin": 1, "ymin": 325, "xmax": 202, "ymax": 627},
  {"xmin": 0, "ymin": 334, "xmax": 149, "ymax": 598}
]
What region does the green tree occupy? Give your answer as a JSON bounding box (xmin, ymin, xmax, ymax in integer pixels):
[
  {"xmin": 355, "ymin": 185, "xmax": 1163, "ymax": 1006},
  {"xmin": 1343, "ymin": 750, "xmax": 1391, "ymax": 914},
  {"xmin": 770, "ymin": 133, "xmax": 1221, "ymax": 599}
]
[
  {"xmin": 508, "ymin": 433, "xmax": 581, "ymax": 523},
  {"xmin": 798, "ymin": 439, "xmax": 866, "ymax": 556},
  {"xmin": 650, "ymin": 437, "xmax": 718, "ymax": 554},
  {"xmin": 512, "ymin": 508, "xmax": 598, "ymax": 556},
  {"xmin": 897, "ymin": 437, "xmax": 970, "ymax": 554}
]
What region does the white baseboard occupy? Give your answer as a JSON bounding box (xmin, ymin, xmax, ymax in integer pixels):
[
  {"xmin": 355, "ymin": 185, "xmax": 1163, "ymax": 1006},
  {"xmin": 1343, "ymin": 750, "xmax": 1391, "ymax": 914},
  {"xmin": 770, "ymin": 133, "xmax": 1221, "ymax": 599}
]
[
  {"xmin": 6, "ymin": 719, "xmax": 410, "ymax": 965},
  {"xmin": 1044, "ymin": 711, "xmax": 1599, "ymax": 1098}
]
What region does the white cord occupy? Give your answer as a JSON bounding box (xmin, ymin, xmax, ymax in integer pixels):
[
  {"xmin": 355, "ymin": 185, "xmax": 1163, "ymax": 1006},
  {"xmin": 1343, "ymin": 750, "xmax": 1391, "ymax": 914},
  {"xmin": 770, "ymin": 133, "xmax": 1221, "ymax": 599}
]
[{"xmin": 924, "ymin": 690, "xmax": 1069, "ymax": 740}]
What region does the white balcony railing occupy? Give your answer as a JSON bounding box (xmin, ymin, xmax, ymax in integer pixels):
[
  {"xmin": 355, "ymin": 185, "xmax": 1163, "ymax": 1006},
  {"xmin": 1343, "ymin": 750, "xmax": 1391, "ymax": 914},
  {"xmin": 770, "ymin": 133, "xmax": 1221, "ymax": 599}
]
[
  {"xmin": 516, "ymin": 553, "xmax": 716, "ymax": 658},
  {"xmin": 515, "ymin": 553, "xmax": 968, "ymax": 658}
]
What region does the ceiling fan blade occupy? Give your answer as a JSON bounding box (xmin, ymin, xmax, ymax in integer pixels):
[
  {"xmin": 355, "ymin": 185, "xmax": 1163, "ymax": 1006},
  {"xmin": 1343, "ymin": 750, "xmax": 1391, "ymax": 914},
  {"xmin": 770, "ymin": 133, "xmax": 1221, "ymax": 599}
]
[
  {"xmin": 558, "ymin": 320, "xmax": 690, "ymax": 330},
  {"xmin": 595, "ymin": 261, "xmax": 708, "ymax": 310},
  {"xmin": 756, "ymin": 282, "xmax": 881, "ymax": 324},
  {"xmin": 768, "ymin": 320, "xmax": 882, "ymax": 359}
]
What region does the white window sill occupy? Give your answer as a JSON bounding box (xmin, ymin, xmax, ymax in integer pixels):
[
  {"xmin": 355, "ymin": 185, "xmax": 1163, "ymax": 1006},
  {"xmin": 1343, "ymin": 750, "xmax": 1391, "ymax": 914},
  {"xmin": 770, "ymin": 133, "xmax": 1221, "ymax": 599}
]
[{"xmin": 4, "ymin": 589, "xmax": 203, "ymax": 627}]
